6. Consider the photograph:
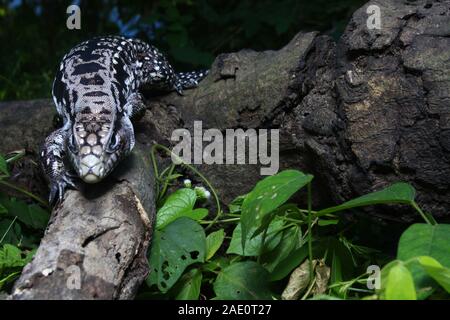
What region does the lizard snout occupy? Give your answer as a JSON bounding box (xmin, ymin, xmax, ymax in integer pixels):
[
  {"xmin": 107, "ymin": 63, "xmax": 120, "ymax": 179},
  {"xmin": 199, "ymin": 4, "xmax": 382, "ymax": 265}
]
[{"xmin": 79, "ymin": 155, "xmax": 105, "ymax": 183}]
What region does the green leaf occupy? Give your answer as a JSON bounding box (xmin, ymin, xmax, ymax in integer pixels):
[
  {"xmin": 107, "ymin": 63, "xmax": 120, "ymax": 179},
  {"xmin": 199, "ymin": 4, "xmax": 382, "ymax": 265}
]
[
  {"xmin": 417, "ymin": 256, "xmax": 450, "ymax": 293},
  {"xmin": 384, "ymin": 263, "xmax": 416, "ymax": 300},
  {"xmin": 214, "ymin": 261, "xmax": 273, "ymax": 300},
  {"xmin": 0, "ymin": 155, "xmax": 9, "ymax": 176},
  {"xmin": 156, "ymin": 188, "xmax": 198, "ymax": 229},
  {"xmin": 240, "ymin": 170, "xmax": 313, "ymax": 251},
  {"xmin": 203, "ymin": 256, "xmax": 231, "ymax": 273},
  {"xmin": 397, "ymin": 223, "xmax": 450, "ymax": 298},
  {"xmin": 0, "ymin": 196, "xmax": 50, "ymax": 230},
  {"xmin": 205, "ymin": 229, "xmax": 225, "ymax": 261},
  {"xmin": 189, "ymin": 208, "xmax": 209, "ymax": 220},
  {"xmin": 269, "ymin": 245, "xmax": 309, "ymax": 281},
  {"xmin": 260, "ymin": 225, "xmax": 302, "ymax": 273},
  {"xmin": 147, "ymin": 217, "xmax": 206, "ymax": 292},
  {"xmin": 174, "ymin": 268, "xmax": 203, "ymax": 300},
  {"xmin": 0, "ymin": 204, "xmax": 7, "ymax": 215},
  {"xmin": 227, "ymin": 219, "xmax": 284, "ymax": 257},
  {"xmin": 318, "ymin": 219, "xmax": 339, "ymax": 226},
  {"xmin": 330, "ymin": 250, "xmax": 343, "ymax": 296},
  {"xmin": 0, "ymin": 271, "xmax": 21, "ymax": 290},
  {"xmin": 398, "ymin": 224, "xmax": 450, "ymax": 267},
  {"xmin": 26, "ymin": 204, "xmax": 51, "ymax": 229},
  {"xmin": 0, "ymin": 219, "xmax": 20, "ymax": 245},
  {"xmin": 228, "ymin": 195, "xmax": 246, "ymax": 214},
  {"xmin": 0, "ymin": 244, "xmax": 27, "ymax": 269},
  {"xmin": 318, "ymin": 182, "xmax": 415, "ymax": 216}
]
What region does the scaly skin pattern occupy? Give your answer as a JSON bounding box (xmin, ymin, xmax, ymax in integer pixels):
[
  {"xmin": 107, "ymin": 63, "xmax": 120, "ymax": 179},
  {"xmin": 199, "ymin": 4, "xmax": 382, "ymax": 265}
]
[{"xmin": 41, "ymin": 36, "xmax": 208, "ymax": 204}]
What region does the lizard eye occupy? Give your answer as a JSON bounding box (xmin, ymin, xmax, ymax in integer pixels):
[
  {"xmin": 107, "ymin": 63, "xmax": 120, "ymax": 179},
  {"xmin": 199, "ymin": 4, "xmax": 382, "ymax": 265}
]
[
  {"xmin": 68, "ymin": 134, "xmax": 78, "ymax": 154},
  {"xmin": 106, "ymin": 132, "xmax": 121, "ymax": 153}
]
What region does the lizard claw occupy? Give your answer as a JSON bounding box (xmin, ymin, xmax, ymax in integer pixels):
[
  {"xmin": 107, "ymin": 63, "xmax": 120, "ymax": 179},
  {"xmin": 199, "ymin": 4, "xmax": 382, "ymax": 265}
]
[
  {"xmin": 48, "ymin": 173, "xmax": 78, "ymax": 205},
  {"xmin": 174, "ymin": 83, "xmax": 184, "ymax": 96}
]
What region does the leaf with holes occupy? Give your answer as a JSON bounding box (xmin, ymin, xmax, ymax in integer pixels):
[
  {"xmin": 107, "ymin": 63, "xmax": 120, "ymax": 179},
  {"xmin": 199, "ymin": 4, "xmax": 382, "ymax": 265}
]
[
  {"xmin": 146, "ymin": 217, "xmax": 206, "ymax": 292},
  {"xmin": 156, "ymin": 188, "xmax": 199, "ymax": 229},
  {"xmin": 240, "ymin": 170, "xmax": 313, "ymax": 252},
  {"xmin": 214, "ymin": 261, "xmax": 273, "ymax": 300}
]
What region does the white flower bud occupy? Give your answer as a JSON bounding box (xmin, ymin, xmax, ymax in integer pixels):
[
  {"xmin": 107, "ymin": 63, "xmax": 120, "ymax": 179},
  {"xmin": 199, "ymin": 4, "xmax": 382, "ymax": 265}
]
[{"xmin": 183, "ymin": 179, "xmax": 192, "ymax": 188}]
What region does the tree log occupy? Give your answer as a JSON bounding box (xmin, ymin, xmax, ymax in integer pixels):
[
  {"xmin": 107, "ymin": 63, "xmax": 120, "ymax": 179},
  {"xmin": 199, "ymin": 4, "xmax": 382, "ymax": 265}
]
[
  {"xmin": 0, "ymin": 0, "xmax": 449, "ymax": 300},
  {"xmin": 7, "ymin": 144, "xmax": 155, "ymax": 299}
]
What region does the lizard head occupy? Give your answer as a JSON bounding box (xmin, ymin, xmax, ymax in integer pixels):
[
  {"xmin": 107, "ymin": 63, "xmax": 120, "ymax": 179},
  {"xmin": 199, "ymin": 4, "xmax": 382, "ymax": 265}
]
[{"xmin": 67, "ymin": 112, "xmax": 135, "ymax": 183}]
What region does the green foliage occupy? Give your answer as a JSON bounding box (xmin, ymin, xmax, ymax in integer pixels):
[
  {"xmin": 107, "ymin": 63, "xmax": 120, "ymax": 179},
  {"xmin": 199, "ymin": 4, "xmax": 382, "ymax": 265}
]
[
  {"xmin": 0, "ymin": 155, "xmax": 9, "ymax": 176},
  {"xmin": 142, "ymin": 149, "xmax": 450, "ymax": 300},
  {"xmin": 147, "ymin": 217, "xmax": 206, "ymax": 292},
  {"xmin": 205, "ymin": 229, "xmax": 224, "ymax": 261},
  {"xmin": 389, "ymin": 224, "xmax": 450, "ymax": 299},
  {"xmin": 214, "ymin": 261, "xmax": 273, "ymax": 300},
  {"xmin": 173, "ymin": 268, "xmax": 203, "ymax": 300},
  {"xmin": 156, "ymin": 188, "xmax": 205, "ymax": 229},
  {"xmin": 398, "ymin": 224, "xmax": 450, "ymax": 267},
  {"xmin": 0, "ymin": 0, "xmax": 366, "ymax": 100},
  {"xmin": 1, "ymin": 146, "xmax": 449, "ymax": 301},
  {"xmin": 240, "ymin": 170, "xmax": 313, "ymax": 252},
  {"xmin": 0, "ymin": 244, "xmax": 35, "ymax": 290},
  {"xmin": 417, "ymin": 256, "xmax": 450, "ymax": 294},
  {"xmin": 383, "ymin": 262, "xmax": 416, "ymax": 300},
  {"xmin": 317, "ymin": 182, "xmax": 416, "ymax": 215},
  {"xmin": 0, "ymin": 152, "xmax": 49, "ymax": 293},
  {"xmin": 227, "ymin": 219, "xmax": 284, "ymax": 257}
]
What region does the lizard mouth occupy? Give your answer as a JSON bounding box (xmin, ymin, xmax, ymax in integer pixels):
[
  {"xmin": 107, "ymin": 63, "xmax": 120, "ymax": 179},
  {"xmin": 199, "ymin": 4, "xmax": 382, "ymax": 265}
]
[{"xmin": 79, "ymin": 155, "xmax": 105, "ymax": 183}]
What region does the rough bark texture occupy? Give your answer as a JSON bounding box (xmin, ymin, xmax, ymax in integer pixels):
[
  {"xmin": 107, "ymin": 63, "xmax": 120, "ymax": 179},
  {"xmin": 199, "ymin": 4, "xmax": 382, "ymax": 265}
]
[
  {"xmin": 7, "ymin": 144, "xmax": 155, "ymax": 299},
  {"xmin": 0, "ymin": 0, "xmax": 449, "ymax": 299}
]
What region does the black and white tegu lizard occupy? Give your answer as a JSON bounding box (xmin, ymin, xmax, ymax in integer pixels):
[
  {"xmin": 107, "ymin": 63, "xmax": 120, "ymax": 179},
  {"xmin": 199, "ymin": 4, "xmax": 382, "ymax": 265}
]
[{"xmin": 41, "ymin": 36, "xmax": 207, "ymax": 204}]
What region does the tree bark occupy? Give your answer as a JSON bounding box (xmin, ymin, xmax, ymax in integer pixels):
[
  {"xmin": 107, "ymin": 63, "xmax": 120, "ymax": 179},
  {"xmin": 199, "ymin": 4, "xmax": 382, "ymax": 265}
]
[
  {"xmin": 0, "ymin": 0, "xmax": 449, "ymax": 299},
  {"xmin": 7, "ymin": 144, "xmax": 155, "ymax": 299}
]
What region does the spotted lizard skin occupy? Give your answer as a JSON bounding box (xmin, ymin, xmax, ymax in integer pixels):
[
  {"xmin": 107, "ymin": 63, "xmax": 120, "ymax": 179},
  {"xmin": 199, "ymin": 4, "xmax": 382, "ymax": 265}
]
[{"xmin": 41, "ymin": 36, "xmax": 208, "ymax": 204}]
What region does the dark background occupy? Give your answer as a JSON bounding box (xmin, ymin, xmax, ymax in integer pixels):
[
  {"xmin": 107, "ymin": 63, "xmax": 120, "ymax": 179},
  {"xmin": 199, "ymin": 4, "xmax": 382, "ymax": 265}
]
[{"xmin": 0, "ymin": 0, "xmax": 366, "ymax": 101}]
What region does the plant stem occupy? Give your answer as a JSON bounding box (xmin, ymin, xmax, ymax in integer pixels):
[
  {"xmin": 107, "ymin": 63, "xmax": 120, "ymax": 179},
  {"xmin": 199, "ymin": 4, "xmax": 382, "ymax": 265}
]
[
  {"xmin": 257, "ymin": 226, "xmax": 268, "ymax": 264},
  {"xmin": 158, "ymin": 163, "xmax": 175, "ymax": 201},
  {"xmin": 301, "ymin": 277, "xmax": 317, "ymax": 300},
  {"xmin": 150, "ymin": 145, "xmax": 161, "ymax": 195},
  {"xmin": 225, "ymin": 213, "xmax": 241, "ymax": 217},
  {"xmin": 5, "ymin": 149, "xmax": 25, "ymax": 163},
  {"xmin": 307, "ymin": 182, "xmax": 313, "ymax": 283},
  {"xmin": 298, "ymin": 208, "xmax": 318, "ymax": 214},
  {"xmin": 0, "ymin": 180, "xmax": 48, "ymax": 208},
  {"xmin": 199, "ymin": 217, "xmax": 240, "ymax": 224},
  {"xmin": 151, "ymin": 144, "xmax": 223, "ymax": 230},
  {"xmin": 0, "ymin": 271, "xmax": 21, "ymax": 286},
  {"xmin": 0, "ymin": 216, "xmax": 17, "ymax": 244},
  {"xmin": 281, "ymin": 216, "xmax": 306, "ymax": 224},
  {"xmin": 412, "ymin": 201, "xmax": 436, "ymax": 225}
]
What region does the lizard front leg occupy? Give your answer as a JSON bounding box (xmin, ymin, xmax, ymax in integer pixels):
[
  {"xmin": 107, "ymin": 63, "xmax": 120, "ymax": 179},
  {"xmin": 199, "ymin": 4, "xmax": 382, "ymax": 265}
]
[
  {"xmin": 40, "ymin": 126, "xmax": 77, "ymax": 204},
  {"xmin": 124, "ymin": 92, "xmax": 147, "ymax": 120}
]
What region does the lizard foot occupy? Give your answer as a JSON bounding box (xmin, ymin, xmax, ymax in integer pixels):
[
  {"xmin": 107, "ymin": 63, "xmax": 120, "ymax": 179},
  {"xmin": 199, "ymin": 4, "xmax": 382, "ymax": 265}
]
[{"xmin": 49, "ymin": 173, "xmax": 78, "ymax": 205}]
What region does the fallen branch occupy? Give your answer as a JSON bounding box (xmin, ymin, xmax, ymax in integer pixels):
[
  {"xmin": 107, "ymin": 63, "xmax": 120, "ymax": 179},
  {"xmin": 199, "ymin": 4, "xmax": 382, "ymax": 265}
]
[{"xmin": 8, "ymin": 144, "xmax": 155, "ymax": 299}]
